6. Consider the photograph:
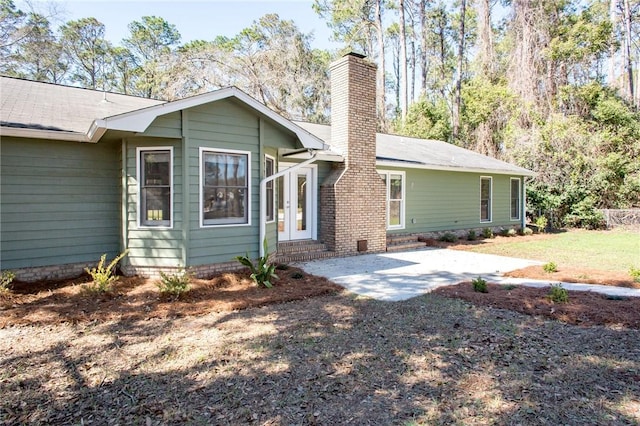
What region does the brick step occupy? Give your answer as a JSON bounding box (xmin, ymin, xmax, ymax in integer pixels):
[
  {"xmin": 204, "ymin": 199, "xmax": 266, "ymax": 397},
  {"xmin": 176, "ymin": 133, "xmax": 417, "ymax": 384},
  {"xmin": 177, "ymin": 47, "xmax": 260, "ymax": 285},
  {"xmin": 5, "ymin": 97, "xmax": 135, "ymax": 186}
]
[
  {"xmin": 386, "ymin": 241, "xmax": 427, "ymax": 252},
  {"xmin": 277, "ymin": 241, "xmax": 328, "ymax": 255},
  {"xmin": 275, "ymin": 250, "xmax": 336, "ymax": 264},
  {"xmin": 386, "ymin": 234, "xmax": 422, "ymax": 244}
]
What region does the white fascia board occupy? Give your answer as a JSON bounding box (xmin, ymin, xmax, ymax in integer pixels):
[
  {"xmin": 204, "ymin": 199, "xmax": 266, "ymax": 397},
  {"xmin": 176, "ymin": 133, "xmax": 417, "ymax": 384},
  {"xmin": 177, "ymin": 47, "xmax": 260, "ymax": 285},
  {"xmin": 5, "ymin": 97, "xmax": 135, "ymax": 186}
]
[
  {"xmin": 91, "ymin": 87, "xmax": 328, "ymax": 150},
  {"xmin": 375, "ymin": 159, "xmax": 537, "ymax": 177},
  {"xmin": 1, "ymin": 126, "xmax": 89, "ymax": 142}
]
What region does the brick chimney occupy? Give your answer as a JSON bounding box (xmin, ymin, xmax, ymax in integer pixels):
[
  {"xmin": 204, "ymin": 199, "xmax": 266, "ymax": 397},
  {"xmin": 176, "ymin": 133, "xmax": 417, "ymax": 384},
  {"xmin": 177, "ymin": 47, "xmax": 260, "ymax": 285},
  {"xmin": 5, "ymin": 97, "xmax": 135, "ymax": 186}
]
[{"xmin": 319, "ymin": 53, "xmax": 387, "ymax": 255}]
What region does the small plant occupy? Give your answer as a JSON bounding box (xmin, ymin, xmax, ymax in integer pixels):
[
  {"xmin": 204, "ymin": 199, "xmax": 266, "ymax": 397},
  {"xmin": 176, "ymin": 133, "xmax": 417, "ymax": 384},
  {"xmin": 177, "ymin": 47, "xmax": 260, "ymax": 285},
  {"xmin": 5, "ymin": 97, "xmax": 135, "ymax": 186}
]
[
  {"xmin": 466, "ymin": 230, "xmax": 477, "ymax": 241},
  {"xmin": 521, "ymin": 227, "xmax": 534, "ymax": 236},
  {"xmin": 501, "ymin": 284, "xmax": 517, "ymax": 290},
  {"xmin": 482, "ymin": 227, "xmax": 494, "ymax": 239},
  {"xmin": 0, "ymin": 270, "xmax": 16, "ymax": 293},
  {"xmin": 543, "ymin": 262, "xmax": 558, "ymax": 273},
  {"xmin": 499, "ymin": 228, "xmax": 510, "ymax": 237},
  {"xmin": 439, "ymin": 232, "xmax": 457, "ymax": 243},
  {"xmin": 472, "ymin": 276, "xmax": 488, "ymax": 293},
  {"xmin": 290, "ymin": 271, "xmax": 305, "ymax": 279},
  {"xmin": 235, "ymin": 238, "xmax": 278, "ymax": 288},
  {"xmin": 548, "ymin": 284, "xmax": 569, "ymax": 303},
  {"xmin": 535, "ymin": 216, "xmax": 548, "ymax": 233},
  {"xmin": 157, "ymin": 269, "xmax": 191, "ymax": 298},
  {"xmin": 85, "ymin": 250, "xmax": 129, "ymax": 293},
  {"xmin": 630, "ymin": 266, "xmax": 640, "ymax": 283},
  {"xmin": 507, "ymin": 228, "xmax": 517, "ymax": 237},
  {"xmin": 275, "ymin": 263, "xmax": 290, "ymax": 271}
]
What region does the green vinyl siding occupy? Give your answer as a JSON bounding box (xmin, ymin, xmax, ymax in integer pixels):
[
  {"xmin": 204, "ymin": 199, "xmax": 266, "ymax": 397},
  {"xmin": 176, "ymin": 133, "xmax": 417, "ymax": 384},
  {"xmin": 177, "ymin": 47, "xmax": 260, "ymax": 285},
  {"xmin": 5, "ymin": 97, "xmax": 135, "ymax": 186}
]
[
  {"xmin": 124, "ymin": 137, "xmax": 184, "ymax": 268},
  {"xmin": 1, "ymin": 137, "xmax": 120, "ymax": 269},
  {"xmin": 186, "ymin": 100, "xmax": 262, "ymax": 265},
  {"xmin": 383, "ymin": 168, "xmax": 524, "ymax": 234}
]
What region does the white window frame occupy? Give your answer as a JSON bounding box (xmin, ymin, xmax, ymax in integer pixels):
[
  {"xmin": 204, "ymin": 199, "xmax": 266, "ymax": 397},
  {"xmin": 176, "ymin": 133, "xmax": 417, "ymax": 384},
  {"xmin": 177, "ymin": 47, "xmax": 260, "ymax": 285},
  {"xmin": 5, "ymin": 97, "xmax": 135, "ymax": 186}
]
[
  {"xmin": 378, "ymin": 170, "xmax": 406, "ymax": 230},
  {"xmin": 136, "ymin": 146, "xmax": 173, "ymax": 229},
  {"xmin": 480, "ymin": 176, "xmax": 493, "ymax": 223},
  {"xmin": 199, "ymin": 147, "xmax": 251, "ymax": 228},
  {"xmin": 265, "ymin": 154, "xmax": 275, "ymax": 223},
  {"xmin": 510, "ymin": 177, "xmax": 521, "ymax": 221}
]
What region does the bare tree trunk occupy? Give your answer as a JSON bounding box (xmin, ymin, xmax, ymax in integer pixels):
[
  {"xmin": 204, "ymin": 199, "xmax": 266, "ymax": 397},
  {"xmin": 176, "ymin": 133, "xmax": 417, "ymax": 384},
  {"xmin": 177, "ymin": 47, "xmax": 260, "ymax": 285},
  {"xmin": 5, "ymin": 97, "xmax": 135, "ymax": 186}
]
[
  {"xmin": 375, "ymin": 0, "xmax": 387, "ymax": 129},
  {"xmin": 452, "ymin": 0, "xmax": 466, "ymax": 141},
  {"xmin": 399, "ymin": 0, "xmax": 408, "ymax": 122},
  {"xmin": 420, "ymin": 0, "xmax": 427, "ymax": 95},
  {"xmin": 477, "ymin": 0, "xmax": 494, "ymax": 78},
  {"xmin": 623, "ymin": 0, "xmax": 634, "ymax": 101},
  {"xmin": 410, "ymin": 39, "xmax": 416, "ymax": 102},
  {"xmin": 608, "ymin": 0, "xmax": 618, "ymax": 88}
]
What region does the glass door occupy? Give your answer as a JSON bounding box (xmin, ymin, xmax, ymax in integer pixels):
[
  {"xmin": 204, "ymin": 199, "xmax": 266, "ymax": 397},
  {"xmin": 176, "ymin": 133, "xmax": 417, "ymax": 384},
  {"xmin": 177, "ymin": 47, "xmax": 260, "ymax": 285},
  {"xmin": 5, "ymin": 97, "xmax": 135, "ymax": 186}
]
[{"xmin": 278, "ymin": 165, "xmax": 314, "ymax": 241}]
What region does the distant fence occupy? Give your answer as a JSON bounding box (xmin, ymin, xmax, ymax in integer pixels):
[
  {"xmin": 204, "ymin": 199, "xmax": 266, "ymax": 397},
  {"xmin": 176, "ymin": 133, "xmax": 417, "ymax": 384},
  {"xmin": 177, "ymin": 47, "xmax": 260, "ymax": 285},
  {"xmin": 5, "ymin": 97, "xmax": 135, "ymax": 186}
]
[{"xmin": 599, "ymin": 209, "xmax": 640, "ymax": 228}]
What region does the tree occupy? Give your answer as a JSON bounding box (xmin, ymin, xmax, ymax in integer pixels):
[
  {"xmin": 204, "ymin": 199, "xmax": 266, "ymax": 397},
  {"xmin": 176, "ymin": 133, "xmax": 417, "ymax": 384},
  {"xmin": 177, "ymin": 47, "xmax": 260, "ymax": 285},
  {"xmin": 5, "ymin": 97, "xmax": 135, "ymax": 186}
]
[
  {"xmin": 123, "ymin": 16, "xmax": 181, "ymax": 98},
  {"xmin": 60, "ymin": 17, "xmax": 110, "ymax": 89}
]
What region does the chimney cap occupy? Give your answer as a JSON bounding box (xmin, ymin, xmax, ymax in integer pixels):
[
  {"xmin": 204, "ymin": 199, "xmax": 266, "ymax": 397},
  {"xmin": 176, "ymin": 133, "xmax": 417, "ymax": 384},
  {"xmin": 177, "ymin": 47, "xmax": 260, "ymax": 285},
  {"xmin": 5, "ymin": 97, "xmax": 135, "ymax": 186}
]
[{"xmin": 344, "ymin": 51, "xmax": 366, "ymax": 59}]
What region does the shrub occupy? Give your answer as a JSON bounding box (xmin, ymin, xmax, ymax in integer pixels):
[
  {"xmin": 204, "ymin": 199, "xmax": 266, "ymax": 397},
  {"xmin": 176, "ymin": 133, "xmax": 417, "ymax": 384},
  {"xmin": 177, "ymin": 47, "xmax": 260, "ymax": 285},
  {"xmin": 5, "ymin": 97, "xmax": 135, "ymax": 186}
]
[
  {"xmin": 630, "ymin": 267, "xmax": 640, "ymax": 283},
  {"xmin": 439, "ymin": 232, "xmax": 457, "ymax": 243},
  {"xmin": 85, "ymin": 250, "xmax": 129, "ymax": 293},
  {"xmin": 548, "ymin": 284, "xmax": 569, "ymax": 303},
  {"xmin": 482, "ymin": 227, "xmax": 494, "ymax": 239},
  {"xmin": 472, "ymin": 277, "xmax": 488, "ymax": 293},
  {"xmin": 466, "ymin": 230, "xmax": 477, "ymax": 241},
  {"xmin": 0, "ymin": 271, "xmax": 16, "ymax": 293},
  {"xmin": 507, "ymin": 228, "xmax": 517, "ymax": 237},
  {"xmin": 521, "ymin": 227, "xmax": 534, "ymax": 236},
  {"xmin": 235, "ymin": 238, "xmax": 278, "ymax": 288},
  {"xmin": 543, "ymin": 262, "xmax": 558, "ymax": 273},
  {"xmin": 157, "ymin": 269, "xmax": 191, "ymax": 298},
  {"xmin": 275, "ymin": 263, "xmax": 290, "ymax": 271},
  {"xmin": 501, "ymin": 284, "xmax": 517, "ymax": 290},
  {"xmin": 535, "ymin": 216, "xmax": 548, "ymax": 233},
  {"xmin": 563, "ymin": 197, "xmax": 606, "ymax": 230},
  {"xmin": 290, "ymin": 271, "xmax": 305, "ymax": 279}
]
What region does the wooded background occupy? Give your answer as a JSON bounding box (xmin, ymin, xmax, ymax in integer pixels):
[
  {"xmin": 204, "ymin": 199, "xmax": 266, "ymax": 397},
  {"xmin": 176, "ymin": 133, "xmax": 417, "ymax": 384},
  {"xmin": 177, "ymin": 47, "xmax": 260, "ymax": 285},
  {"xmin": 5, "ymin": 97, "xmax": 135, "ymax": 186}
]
[{"xmin": 1, "ymin": 0, "xmax": 638, "ymax": 228}]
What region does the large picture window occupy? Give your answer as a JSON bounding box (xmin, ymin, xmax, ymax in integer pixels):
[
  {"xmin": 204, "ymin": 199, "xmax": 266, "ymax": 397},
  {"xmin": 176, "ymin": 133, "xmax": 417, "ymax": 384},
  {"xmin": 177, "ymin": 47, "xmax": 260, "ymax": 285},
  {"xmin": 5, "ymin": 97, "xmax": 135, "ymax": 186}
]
[
  {"xmin": 201, "ymin": 148, "xmax": 250, "ymax": 226},
  {"xmin": 378, "ymin": 170, "xmax": 405, "ymax": 230},
  {"xmin": 510, "ymin": 178, "xmax": 521, "ymax": 221},
  {"xmin": 138, "ymin": 148, "xmax": 172, "ymax": 227},
  {"xmin": 265, "ymin": 155, "xmax": 275, "ymax": 222},
  {"xmin": 480, "ymin": 176, "xmax": 492, "ymax": 222}
]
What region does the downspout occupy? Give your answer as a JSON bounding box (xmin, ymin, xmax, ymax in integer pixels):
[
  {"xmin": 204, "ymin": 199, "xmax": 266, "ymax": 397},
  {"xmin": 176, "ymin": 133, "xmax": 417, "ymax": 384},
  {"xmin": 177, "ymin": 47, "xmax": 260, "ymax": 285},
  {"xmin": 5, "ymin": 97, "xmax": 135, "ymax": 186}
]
[
  {"xmin": 522, "ymin": 177, "xmax": 529, "ymax": 230},
  {"xmin": 259, "ymin": 150, "xmax": 318, "ymax": 257}
]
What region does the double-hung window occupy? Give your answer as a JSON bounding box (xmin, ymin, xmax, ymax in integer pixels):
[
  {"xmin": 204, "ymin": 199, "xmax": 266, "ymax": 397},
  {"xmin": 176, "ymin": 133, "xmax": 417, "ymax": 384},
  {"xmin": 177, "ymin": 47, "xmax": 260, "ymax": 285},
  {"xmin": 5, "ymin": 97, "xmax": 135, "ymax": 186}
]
[
  {"xmin": 265, "ymin": 155, "xmax": 275, "ymax": 222},
  {"xmin": 378, "ymin": 170, "xmax": 405, "ymax": 230},
  {"xmin": 201, "ymin": 148, "xmax": 250, "ymax": 226},
  {"xmin": 138, "ymin": 148, "xmax": 172, "ymax": 228},
  {"xmin": 480, "ymin": 176, "xmax": 492, "ymax": 222},
  {"xmin": 510, "ymin": 178, "xmax": 521, "ymax": 221}
]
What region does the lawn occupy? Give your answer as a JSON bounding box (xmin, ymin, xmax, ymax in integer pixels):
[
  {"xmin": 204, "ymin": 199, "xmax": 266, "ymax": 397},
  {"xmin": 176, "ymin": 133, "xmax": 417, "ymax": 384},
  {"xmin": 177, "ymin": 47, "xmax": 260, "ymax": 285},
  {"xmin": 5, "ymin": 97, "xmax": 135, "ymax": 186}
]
[{"xmin": 459, "ymin": 228, "xmax": 640, "ymax": 272}]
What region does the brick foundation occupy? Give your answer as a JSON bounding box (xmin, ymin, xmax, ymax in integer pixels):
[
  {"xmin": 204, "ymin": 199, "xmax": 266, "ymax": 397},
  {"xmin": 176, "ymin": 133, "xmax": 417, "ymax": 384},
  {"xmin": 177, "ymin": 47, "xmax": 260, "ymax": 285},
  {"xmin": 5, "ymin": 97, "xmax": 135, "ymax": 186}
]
[{"xmin": 8, "ymin": 261, "xmax": 95, "ymax": 283}]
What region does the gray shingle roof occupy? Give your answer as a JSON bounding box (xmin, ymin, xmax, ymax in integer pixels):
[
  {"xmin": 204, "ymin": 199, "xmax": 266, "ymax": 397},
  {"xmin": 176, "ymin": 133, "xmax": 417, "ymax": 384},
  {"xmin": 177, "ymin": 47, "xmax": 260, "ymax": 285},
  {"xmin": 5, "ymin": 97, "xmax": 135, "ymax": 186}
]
[
  {"xmin": 294, "ymin": 121, "xmax": 534, "ymax": 176},
  {"xmin": 0, "ymin": 76, "xmax": 162, "ymax": 134}
]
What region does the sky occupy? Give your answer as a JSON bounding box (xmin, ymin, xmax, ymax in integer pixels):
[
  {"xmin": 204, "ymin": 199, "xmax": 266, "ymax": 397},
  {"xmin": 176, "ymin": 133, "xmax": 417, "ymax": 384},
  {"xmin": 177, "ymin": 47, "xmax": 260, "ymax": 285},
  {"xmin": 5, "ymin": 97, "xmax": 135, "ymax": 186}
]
[{"xmin": 21, "ymin": 0, "xmax": 341, "ymax": 50}]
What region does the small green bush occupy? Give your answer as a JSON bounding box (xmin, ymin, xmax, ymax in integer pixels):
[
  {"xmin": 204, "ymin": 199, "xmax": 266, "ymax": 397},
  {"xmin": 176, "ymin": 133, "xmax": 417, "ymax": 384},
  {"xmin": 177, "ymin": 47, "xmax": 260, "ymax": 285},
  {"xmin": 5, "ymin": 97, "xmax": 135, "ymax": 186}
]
[
  {"xmin": 501, "ymin": 284, "xmax": 517, "ymax": 290},
  {"xmin": 535, "ymin": 216, "xmax": 548, "ymax": 233},
  {"xmin": 521, "ymin": 227, "xmax": 534, "ymax": 236},
  {"xmin": 157, "ymin": 269, "xmax": 191, "ymax": 298},
  {"xmin": 630, "ymin": 267, "xmax": 640, "ymax": 283},
  {"xmin": 275, "ymin": 263, "xmax": 290, "ymax": 271},
  {"xmin": 235, "ymin": 238, "xmax": 278, "ymax": 288},
  {"xmin": 507, "ymin": 228, "xmax": 517, "ymax": 237},
  {"xmin": 543, "ymin": 262, "xmax": 558, "ymax": 273},
  {"xmin": 0, "ymin": 271, "xmax": 16, "ymax": 293},
  {"xmin": 290, "ymin": 271, "xmax": 305, "ymax": 279},
  {"xmin": 466, "ymin": 230, "xmax": 477, "ymax": 241},
  {"xmin": 548, "ymin": 284, "xmax": 569, "ymax": 303},
  {"xmin": 482, "ymin": 228, "xmax": 494, "ymax": 239},
  {"xmin": 85, "ymin": 250, "xmax": 129, "ymax": 293},
  {"xmin": 472, "ymin": 277, "xmax": 488, "ymax": 293},
  {"xmin": 439, "ymin": 232, "xmax": 457, "ymax": 243},
  {"xmin": 499, "ymin": 228, "xmax": 510, "ymax": 237}
]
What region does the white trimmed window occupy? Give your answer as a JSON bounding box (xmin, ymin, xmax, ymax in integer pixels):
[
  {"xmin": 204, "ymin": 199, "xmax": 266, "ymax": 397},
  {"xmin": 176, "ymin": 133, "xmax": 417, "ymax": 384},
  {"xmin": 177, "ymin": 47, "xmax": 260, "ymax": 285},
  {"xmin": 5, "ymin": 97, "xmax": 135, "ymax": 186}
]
[
  {"xmin": 480, "ymin": 176, "xmax": 492, "ymax": 222},
  {"xmin": 510, "ymin": 178, "xmax": 521, "ymax": 221},
  {"xmin": 138, "ymin": 147, "xmax": 173, "ymax": 228},
  {"xmin": 265, "ymin": 155, "xmax": 275, "ymax": 223},
  {"xmin": 378, "ymin": 170, "xmax": 405, "ymax": 230},
  {"xmin": 200, "ymin": 148, "xmax": 251, "ymax": 227}
]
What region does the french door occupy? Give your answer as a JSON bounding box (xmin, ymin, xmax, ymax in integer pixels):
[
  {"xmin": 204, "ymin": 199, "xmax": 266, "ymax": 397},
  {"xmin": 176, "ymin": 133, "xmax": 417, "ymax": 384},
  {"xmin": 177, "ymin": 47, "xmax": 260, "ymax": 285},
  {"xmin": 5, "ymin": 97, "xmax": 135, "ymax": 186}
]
[{"xmin": 278, "ymin": 164, "xmax": 316, "ymax": 241}]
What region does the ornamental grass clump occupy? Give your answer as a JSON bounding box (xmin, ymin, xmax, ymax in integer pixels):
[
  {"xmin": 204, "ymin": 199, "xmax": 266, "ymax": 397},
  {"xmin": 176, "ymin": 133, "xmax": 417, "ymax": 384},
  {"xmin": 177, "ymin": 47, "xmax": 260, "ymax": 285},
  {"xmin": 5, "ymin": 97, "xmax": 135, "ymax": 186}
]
[
  {"xmin": 85, "ymin": 250, "xmax": 128, "ymax": 293},
  {"xmin": 0, "ymin": 271, "xmax": 15, "ymax": 294},
  {"xmin": 157, "ymin": 269, "xmax": 191, "ymax": 299},
  {"xmin": 472, "ymin": 277, "xmax": 488, "ymax": 293},
  {"xmin": 548, "ymin": 284, "xmax": 569, "ymax": 303}
]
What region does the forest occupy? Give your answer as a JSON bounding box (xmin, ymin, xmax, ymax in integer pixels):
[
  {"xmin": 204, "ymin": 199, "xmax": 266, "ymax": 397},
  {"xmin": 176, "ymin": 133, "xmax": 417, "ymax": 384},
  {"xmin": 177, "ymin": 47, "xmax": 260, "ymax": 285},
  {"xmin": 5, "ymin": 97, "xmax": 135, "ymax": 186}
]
[{"xmin": 1, "ymin": 0, "xmax": 639, "ymax": 228}]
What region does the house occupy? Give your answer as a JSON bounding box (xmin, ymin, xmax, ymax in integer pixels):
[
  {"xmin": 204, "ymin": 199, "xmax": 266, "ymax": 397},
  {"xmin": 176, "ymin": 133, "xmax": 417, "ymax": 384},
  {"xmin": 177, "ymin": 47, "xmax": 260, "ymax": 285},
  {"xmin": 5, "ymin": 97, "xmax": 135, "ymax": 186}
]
[{"xmin": 0, "ymin": 53, "xmax": 534, "ymax": 281}]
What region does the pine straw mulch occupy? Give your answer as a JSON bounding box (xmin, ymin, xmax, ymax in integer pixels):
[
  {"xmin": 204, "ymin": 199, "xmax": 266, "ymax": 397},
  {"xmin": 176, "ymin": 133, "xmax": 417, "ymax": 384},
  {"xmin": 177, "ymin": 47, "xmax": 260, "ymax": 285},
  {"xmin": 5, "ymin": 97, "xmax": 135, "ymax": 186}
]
[{"xmin": 0, "ymin": 266, "xmax": 343, "ymax": 328}]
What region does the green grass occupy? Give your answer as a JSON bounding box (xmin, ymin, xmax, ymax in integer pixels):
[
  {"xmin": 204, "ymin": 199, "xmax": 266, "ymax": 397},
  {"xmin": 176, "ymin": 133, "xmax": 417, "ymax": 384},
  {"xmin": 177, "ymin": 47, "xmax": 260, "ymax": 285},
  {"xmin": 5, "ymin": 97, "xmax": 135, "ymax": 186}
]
[{"xmin": 465, "ymin": 229, "xmax": 640, "ymax": 272}]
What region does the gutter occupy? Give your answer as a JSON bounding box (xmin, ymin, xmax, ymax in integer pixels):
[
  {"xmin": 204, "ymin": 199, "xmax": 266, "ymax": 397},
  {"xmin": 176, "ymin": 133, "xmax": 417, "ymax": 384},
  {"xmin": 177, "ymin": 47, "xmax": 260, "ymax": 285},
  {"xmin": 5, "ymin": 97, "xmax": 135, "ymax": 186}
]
[{"xmin": 259, "ymin": 150, "xmax": 318, "ymax": 257}]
